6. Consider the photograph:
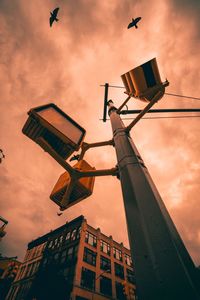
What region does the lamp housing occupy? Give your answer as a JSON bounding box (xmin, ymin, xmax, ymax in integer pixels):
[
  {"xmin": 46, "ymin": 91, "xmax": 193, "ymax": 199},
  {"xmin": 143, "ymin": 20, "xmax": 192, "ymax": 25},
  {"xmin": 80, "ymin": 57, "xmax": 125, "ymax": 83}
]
[
  {"xmin": 121, "ymin": 58, "xmax": 169, "ymax": 102},
  {"xmin": 22, "ymin": 103, "xmax": 86, "ymax": 160},
  {"xmin": 50, "ymin": 160, "xmax": 95, "ymax": 210}
]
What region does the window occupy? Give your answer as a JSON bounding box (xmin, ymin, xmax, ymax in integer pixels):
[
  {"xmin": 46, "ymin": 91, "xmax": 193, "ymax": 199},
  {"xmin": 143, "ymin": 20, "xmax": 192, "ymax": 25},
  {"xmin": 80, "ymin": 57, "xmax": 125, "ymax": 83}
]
[
  {"xmin": 65, "ymin": 244, "xmax": 78, "ymax": 263},
  {"xmin": 13, "ymin": 285, "xmax": 19, "ymax": 299},
  {"xmin": 31, "ymin": 262, "xmax": 36, "ymax": 275},
  {"xmin": 28, "ymin": 263, "xmax": 34, "ymax": 276},
  {"xmin": 54, "ymin": 238, "xmax": 58, "ymax": 246},
  {"xmin": 127, "ymin": 268, "xmax": 135, "ymax": 284},
  {"xmin": 65, "ymin": 231, "xmax": 71, "ymax": 242},
  {"xmin": 71, "ymin": 228, "xmax": 77, "ymax": 241},
  {"xmin": 24, "ymin": 251, "xmax": 29, "ymax": 261},
  {"xmin": 100, "ymin": 240, "xmax": 110, "ymax": 255},
  {"xmin": 43, "ymin": 257, "xmax": 48, "ymax": 266},
  {"xmin": 81, "ymin": 267, "xmax": 95, "ymax": 291},
  {"xmin": 48, "ymin": 240, "xmax": 53, "ymax": 249},
  {"xmin": 54, "ymin": 252, "xmax": 59, "ymax": 261},
  {"xmin": 85, "ymin": 231, "xmax": 97, "ymax": 247},
  {"xmin": 17, "ymin": 281, "xmax": 31, "ymax": 300},
  {"xmin": 7, "ymin": 285, "xmax": 17, "ymax": 300},
  {"xmin": 124, "ymin": 253, "xmax": 133, "ymax": 267},
  {"xmin": 115, "ymin": 281, "xmax": 126, "ymax": 300},
  {"xmin": 100, "ymin": 276, "xmax": 112, "ymax": 297},
  {"xmin": 34, "ymin": 245, "xmax": 42, "ymax": 258},
  {"xmin": 26, "ymin": 249, "xmax": 31, "ymax": 260},
  {"xmin": 66, "ymin": 246, "xmax": 74, "ymax": 262},
  {"xmin": 19, "ymin": 266, "xmax": 26, "ymax": 279},
  {"xmin": 30, "ymin": 261, "xmax": 38, "ymax": 276},
  {"xmin": 113, "ymin": 247, "xmax": 122, "ymax": 261},
  {"xmin": 77, "ymin": 226, "xmax": 81, "ymax": 239},
  {"xmin": 63, "ymin": 265, "xmax": 75, "ymax": 281},
  {"xmin": 115, "ymin": 262, "xmax": 124, "ymax": 279},
  {"xmin": 26, "ymin": 249, "xmax": 32, "ymax": 260},
  {"xmin": 33, "ymin": 261, "xmax": 39, "ymax": 274},
  {"xmin": 36, "ymin": 244, "xmax": 43, "ymax": 257},
  {"xmin": 48, "ymin": 238, "xmax": 59, "ymax": 249},
  {"xmin": 18, "ymin": 266, "xmax": 23, "ymax": 279},
  {"xmin": 56, "ymin": 235, "xmax": 63, "ymax": 248},
  {"xmin": 25, "ymin": 264, "xmax": 31, "ymax": 278},
  {"xmin": 83, "ymin": 247, "xmax": 97, "ymax": 266},
  {"xmin": 100, "ymin": 256, "xmax": 111, "ymax": 273},
  {"xmin": 60, "ymin": 249, "xmax": 67, "ymax": 264}
]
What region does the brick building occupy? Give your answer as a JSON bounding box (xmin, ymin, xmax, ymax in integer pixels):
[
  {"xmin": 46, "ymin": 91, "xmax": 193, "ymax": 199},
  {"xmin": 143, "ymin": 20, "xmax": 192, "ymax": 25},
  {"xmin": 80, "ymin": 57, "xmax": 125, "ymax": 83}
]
[
  {"xmin": 0, "ymin": 256, "xmax": 21, "ymax": 300},
  {"xmin": 6, "ymin": 216, "xmax": 136, "ymax": 300}
]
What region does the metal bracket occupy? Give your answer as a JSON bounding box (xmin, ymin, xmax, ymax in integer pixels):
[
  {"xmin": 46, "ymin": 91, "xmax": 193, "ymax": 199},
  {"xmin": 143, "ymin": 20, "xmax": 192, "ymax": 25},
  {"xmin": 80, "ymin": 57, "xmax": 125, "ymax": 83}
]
[
  {"xmin": 125, "ymin": 90, "xmax": 163, "ymax": 132},
  {"xmin": 37, "ymin": 137, "xmax": 118, "ymax": 210},
  {"xmin": 37, "ymin": 137, "xmax": 117, "ymax": 177},
  {"xmin": 116, "ymin": 94, "xmax": 133, "ymax": 113},
  {"xmin": 79, "ymin": 139, "xmax": 114, "ymax": 160}
]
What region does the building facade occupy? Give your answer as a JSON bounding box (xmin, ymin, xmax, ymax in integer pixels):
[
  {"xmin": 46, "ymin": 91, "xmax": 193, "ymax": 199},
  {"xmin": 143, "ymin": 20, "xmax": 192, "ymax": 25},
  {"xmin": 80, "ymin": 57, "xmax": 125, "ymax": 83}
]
[
  {"xmin": 7, "ymin": 216, "xmax": 136, "ymax": 300},
  {"xmin": 0, "ymin": 256, "xmax": 21, "ymax": 300}
]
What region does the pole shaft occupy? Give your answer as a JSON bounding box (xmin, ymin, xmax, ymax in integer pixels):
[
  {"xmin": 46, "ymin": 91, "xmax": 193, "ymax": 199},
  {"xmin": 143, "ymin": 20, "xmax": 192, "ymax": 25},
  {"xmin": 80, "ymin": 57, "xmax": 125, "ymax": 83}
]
[{"xmin": 108, "ymin": 102, "xmax": 200, "ymax": 300}]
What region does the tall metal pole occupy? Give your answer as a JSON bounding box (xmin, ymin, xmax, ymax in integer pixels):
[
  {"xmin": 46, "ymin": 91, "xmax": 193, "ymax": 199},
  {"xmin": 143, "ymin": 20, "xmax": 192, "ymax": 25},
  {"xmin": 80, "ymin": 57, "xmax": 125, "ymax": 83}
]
[{"xmin": 108, "ymin": 100, "xmax": 200, "ymax": 300}]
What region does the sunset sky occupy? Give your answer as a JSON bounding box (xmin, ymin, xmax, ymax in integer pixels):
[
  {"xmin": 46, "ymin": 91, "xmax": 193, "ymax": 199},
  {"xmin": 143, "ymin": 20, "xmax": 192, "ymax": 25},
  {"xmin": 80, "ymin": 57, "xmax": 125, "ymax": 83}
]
[{"xmin": 0, "ymin": 0, "xmax": 199, "ymax": 266}]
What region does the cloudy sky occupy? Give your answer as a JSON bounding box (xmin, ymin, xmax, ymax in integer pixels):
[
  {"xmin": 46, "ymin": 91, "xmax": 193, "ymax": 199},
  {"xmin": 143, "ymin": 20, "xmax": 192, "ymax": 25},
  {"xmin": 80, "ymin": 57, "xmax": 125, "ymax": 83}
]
[{"xmin": 0, "ymin": 0, "xmax": 199, "ymax": 266}]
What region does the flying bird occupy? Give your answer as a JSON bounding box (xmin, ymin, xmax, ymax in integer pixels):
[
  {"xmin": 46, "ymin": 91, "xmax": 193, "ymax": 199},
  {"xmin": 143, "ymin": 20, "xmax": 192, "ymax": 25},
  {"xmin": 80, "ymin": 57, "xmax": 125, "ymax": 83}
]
[
  {"xmin": 127, "ymin": 17, "xmax": 142, "ymax": 29},
  {"xmin": 57, "ymin": 212, "xmax": 63, "ymax": 216},
  {"xmin": 69, "ymin": 154, "xmax": 80, "ymax": 162},
  {"xmin": 49, "ymin": 7, "xmax": 60, "ymax": 27},
  {"xmin": 0, "ymin": 149, "xmax": 5, "ymax": 164}
]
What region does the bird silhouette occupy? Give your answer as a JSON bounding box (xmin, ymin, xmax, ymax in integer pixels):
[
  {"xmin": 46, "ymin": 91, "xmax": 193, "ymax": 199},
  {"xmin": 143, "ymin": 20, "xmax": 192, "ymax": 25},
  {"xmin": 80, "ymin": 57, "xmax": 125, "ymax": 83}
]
[
  {"xmin": 50, "ymin": 7, "xmax": 60, "ymax": 27},
  {"xmin": 127, "ymin": 17, "xmax": 142, "ymax": 29},
  {"xmin": 0, "ymin": 149, "xmax": 5, "ymax": 164},
  {"xmin": 69, "ymin": 154, "xmax": 80, "ymax": 162},
  {"xmin": 57, "ymin": 212, "xmax": 63, "ymax": 216}
]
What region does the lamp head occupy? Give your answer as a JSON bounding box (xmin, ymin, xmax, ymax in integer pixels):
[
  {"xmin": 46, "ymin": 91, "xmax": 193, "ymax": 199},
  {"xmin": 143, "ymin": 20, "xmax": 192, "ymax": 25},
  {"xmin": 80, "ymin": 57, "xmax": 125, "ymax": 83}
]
[
  {"xmin": 22, "ymin": 103, "xmax": 86, "ymax": 160},
  {"xmin": 121, "ymin": 58, "xmax": 169, "ymax": 102}
]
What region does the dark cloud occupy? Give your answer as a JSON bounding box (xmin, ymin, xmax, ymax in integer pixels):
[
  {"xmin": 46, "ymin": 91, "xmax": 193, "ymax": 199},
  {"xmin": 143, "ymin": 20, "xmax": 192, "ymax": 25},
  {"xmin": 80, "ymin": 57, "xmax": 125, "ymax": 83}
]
[
  {"xmin": 171, "ymin": 0, "xmax": 200, "ymax": 10},
  {"xmin": 0, "ymin": 0, "xmax": 199, "ymax": 267}
]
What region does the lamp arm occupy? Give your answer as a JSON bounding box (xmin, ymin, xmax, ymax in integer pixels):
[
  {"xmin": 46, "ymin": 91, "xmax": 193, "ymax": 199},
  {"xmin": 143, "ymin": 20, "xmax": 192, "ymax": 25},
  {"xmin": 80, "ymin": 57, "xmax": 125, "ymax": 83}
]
[
  {"xmin": 79, "ymin": 139, "xmax": 114, "ymax": 160},
  {"xmin": 125, "ymin": 90, "xmax": 163, "ymax": 132},
  {"xmin": 77, "ymin": 167, "xmax": 118, "ymax": 178},
  {"xmin": 37, "ymin": 137, "xmax": 75, "ymax": 175},
  {"xmin": 37, "ymin": 138, "xmax": 118, "ymax": 178},
  {"xmin": 116, "ymin": 94, "xmax": 132, "ymax": 113}
]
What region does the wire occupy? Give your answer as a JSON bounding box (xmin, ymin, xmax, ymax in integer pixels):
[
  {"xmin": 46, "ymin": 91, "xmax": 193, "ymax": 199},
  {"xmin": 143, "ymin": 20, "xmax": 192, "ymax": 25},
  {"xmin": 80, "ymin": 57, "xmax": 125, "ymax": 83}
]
[
  {"xmin": 165, "ymin": 93, "xmax": 200, "ymax": 101},
  {"xmin": 100, "ymin": 84, "xmax": 200, "ymax": 101},
  {"xmin": 100, "ymin": 115, "xmax": 200, "ymax": 121},
  {"xmin": 120, "ymin": 115, "xmax": 200, "ymax": 120},
  {"xmin": 100, "ymin": 84, "xmax": 124, "ymax": 88}
]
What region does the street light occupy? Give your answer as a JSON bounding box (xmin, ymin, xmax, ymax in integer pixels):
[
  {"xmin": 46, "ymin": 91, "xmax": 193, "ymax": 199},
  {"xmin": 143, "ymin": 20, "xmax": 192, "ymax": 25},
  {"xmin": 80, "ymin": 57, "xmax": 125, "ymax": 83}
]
[
  {"xmin": 50, "ymin": 159, "xmax": 95, "ymax": 210},
  {"xmin": 22, "ymin": 103, "xmax": 86, "ymax": 160},
  {"xmin": 22, "ymin": 57, "xmax": 200, "ymax": 299},
  {"xmin": 120, "ymin": 58, "xmax": 169, "ymax": 132},
  {"xmin": 106, "ymin": 58, "xmax": 200, "ymax": 299},
  {"xmin": 121, "ymin": 58, "xmax": 169, "ymax": 102},
  {"xmin": 22, "ymin": 104, "xmax": 117, "ymax": 211}
]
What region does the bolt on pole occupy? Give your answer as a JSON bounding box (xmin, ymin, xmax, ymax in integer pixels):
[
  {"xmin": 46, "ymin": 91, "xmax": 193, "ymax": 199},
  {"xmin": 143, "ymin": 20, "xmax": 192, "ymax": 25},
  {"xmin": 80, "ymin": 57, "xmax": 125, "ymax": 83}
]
[{"xmin": 108, "ymin": 100, "xmax": 200, "ymax": 300}]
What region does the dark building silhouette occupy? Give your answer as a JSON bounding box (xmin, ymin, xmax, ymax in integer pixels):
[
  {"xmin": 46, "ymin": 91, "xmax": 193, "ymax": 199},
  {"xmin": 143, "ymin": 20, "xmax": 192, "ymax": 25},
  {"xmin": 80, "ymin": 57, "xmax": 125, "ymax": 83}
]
[
  {"xmin": 0, "ymin": 256, "xmax": 21, "ymax": 300},
  {"xmin": 6, "ymin": 216, "xmax": 135, "ymax": 300}
]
